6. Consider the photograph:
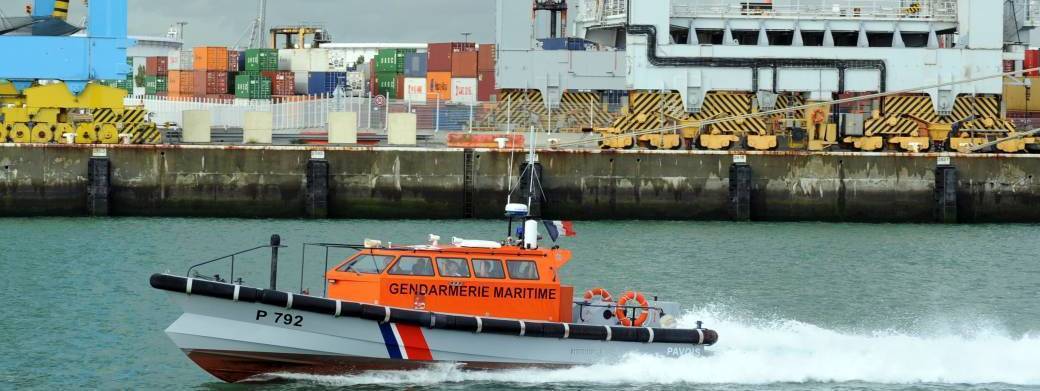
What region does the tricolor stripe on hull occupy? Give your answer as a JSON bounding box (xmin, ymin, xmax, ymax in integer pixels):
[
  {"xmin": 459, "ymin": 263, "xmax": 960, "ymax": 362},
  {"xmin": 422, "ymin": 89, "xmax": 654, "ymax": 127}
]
[{"xmin": 378, "ymin": 323, "xmax": 432, "ymax": 360}]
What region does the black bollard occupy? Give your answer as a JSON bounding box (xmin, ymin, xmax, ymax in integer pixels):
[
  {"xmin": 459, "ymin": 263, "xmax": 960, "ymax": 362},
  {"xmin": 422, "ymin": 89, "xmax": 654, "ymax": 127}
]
[{"xmin": 270, "ymin": 234, "xmax": 281, "ymax": 290}]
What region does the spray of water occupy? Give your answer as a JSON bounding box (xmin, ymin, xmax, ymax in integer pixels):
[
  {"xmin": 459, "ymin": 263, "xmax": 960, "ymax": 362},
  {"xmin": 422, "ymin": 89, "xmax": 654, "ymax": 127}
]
[{"xmin": 276, "ymin": 306, "xmax": 1040, "ymax": 386}]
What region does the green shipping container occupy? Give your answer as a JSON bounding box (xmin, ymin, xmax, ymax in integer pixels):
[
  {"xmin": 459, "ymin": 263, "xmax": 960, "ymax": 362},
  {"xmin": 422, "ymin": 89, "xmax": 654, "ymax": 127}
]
[
  {"xmin": 144, "ymin": 76, "xmax": 167, "ymax": 95},
  {"xmin": 235, "ymin": 74, "xmax": 272, "ymax": 99},
  {"xmin": 245, "ymin": 49, "xmax": 279, "ymax": 72},
  {"xmin": 375, "ymin": 48, "xmax": 417, "ymax": 74},
  {"xmin": 375, "ymin": 72, "xmax": 398, "ymax": 97}
]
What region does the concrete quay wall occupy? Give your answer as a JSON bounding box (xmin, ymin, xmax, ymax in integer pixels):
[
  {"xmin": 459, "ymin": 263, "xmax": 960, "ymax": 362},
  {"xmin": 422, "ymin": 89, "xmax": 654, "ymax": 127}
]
[{"xmin": 1, "ymin": 145, "xmax": 1037, "ymax": 222}]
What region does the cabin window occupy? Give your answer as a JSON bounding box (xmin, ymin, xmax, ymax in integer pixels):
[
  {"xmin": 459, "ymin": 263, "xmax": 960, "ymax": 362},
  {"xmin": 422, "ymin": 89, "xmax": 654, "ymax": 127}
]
[
  {"xmin": 337, "ymin": 254, "xmax": 394, "ymax": 274},
  {"xmin": 388, "ymin": 256, "xmax": 435, "ymax": 276},
  {"xmin": 507, "ymin": 260, "xmax": 539, "ymax": 280},
  {"xmin": 472, "ymin": 259, "xmax": 506, "ymax": 279},
  {"xmin": 436, "ymin": 258, "xmax": 471, "ymax": 278}
]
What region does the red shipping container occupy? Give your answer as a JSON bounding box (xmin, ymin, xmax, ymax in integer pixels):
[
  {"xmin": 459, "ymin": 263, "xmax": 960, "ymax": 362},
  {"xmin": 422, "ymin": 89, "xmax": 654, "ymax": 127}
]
[
  {"xmin": 146, "ymin": 57, "xmax": 168, "ymax": 76},
  {"xmin": 228, "ymin": 50, "xmax": 241, "ymax": 72},
  {"xmin": 478, "ymin": 44, "xmax": 496, "ymax": 72},
  {"xmin": 369, "ymin": 61, "xmax": 378, "ymax": 95},
  {"xmin": 262, "ymin": 71, "xmax": 296, "ymax": 96},
  {"xmin": 428, "ymin": 43, "xmax": 453, "ymax": 72},
  {"xmin": 451, "ymin": 51, "xmax": 478, "ymax": 78},
  {"xmin": 395, "ymin": 74, "xmax": 404, "ymax": 100},
  {"xmin": 451, "ymin": 42, "xmax": 477, "ymax": 52},
  {"xmin": 478, "ymin": 70, "xmax": 495, "ymax": 102},
  {"xmin": 193, "ymin": 70, "xmax": 229, "ymax": 96},
  {"xmin": 1025, "ymin": 50, "xmax": 1040, "ymax": 77}
]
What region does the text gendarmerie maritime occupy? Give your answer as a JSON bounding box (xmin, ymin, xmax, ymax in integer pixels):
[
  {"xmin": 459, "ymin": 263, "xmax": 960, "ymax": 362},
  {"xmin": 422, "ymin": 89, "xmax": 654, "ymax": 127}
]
[{"xmin": 388, "ymin": 283, "xmax": 557, "ymax": 300}]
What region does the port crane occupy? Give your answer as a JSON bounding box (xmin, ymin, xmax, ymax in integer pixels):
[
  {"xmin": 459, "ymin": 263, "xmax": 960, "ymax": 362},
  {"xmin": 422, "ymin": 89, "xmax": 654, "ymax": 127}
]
[{"xmin": 0, "ymin": 0, "xmax": 153, "ymax": 144}]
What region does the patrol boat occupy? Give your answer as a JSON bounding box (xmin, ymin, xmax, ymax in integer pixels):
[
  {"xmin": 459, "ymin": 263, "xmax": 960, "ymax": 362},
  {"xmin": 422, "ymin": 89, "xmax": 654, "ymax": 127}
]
[{"xmin": 151, "ymin": 141, "xmax": 718, "ymax": 383}]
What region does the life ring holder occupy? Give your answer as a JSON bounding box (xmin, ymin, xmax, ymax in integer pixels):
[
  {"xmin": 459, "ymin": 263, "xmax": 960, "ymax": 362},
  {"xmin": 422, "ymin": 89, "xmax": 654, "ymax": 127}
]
[
  {"xmin": 811, "ymin": 109, "xmax": 827, "ymax": 124},
  {"xmin": 615, "ymin": 291, "xmax": 650, "ymax": 327}
]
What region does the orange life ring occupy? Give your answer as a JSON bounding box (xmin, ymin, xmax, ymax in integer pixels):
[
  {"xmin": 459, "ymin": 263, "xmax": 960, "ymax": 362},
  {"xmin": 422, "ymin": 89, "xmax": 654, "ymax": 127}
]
[
  {"xmin": 584, "ymin": 287, "xmax": 612, "ymax": 302},
  {"xmin": 811, "ymin": 109, "xmax": 827, "ymax": 124},
  {"xmin": 615, "ymin": 291, "xmax": 650, "ymax": 327}
]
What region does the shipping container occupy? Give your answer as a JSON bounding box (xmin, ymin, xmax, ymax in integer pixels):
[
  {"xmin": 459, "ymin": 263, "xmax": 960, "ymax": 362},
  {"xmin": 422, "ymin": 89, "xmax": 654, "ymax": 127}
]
[
  {"xmin": 228, "ymin": 50, "xmax": 241, "ymax": 72},
  {"xmin": 307, "ymin": 72, "xmax": 349, "ymax": 95},
  {"xmin": 194, "ymin": 46, "xmax": 229, "ymax": 71},
  {"xmin": 168, "ymin": 50, "xmax": 193, "ymax": 71},
  {"xmin": 477, "ymin": 70, "xmax": 495, "ymax": 102},
  {"xmin": 427, "ymin": 71, "xmax": 451, "ymax": 101},
  {"xmin": 286, "ymin": 49, "xmax": 311, "ymax": 72},
  {"xmin": 145, "ymin": 56, "xmax": 168, "ymax": 76},
  {"xmin": 168, "ymin": 70, "xmax": 194, "ymax": 96},
  {"xmin": 234, "ymin": 74, "xmax": 272, "ymax": 99},
  {"xmin": 309, "ymin": 49, "xmax": 349, "ymax": 72},
  {"xmin": 193, "ymin": 70, "xmax": 229, "ymax": 96},
  {"xmin": 245, "ymin": 48, "xmax": 279, "ymax": 72},
  {"xmin": 404, "ymin": 52, "xmax": 428, "ymax": 78},
  {"xmin": 144, "ymin": 76, "xmax": 168, "ymax": 95},
  {"xmin": 451, "ymin": 51, "xmax": 478, "ymax": 78},
  {"xmin": 376, "ymin": 72, "xmax": 398, "ymax": 97},
  {"xmin": 375, "ymin": 48, "xmax": 417, "ymax": 73},
  {"xmin": 293, "ymin": 71, "xmax": 309, "ymax": 95},
  {"xmin": 478, "ymin": 44, "xmax": 496, "ymax": 72},
  {"xmin": 327, "ymin": 49, "xmax": 350, "ymax": 72},
  {"xmin": 404, "ymin": 77, "xmax": 427, "ymax": 103},
  {"xmin": 537, "ymin": 37, "xmax": 596, "ymax": 51},
  {"xmin": 395, "ymin": 74, "xmax": 405, "ymax": 100},
  {"xmin": 427, "ymin": 43, "xmax": 453, "ymax": 72},
  {"xmin": 278, "ymin": 49, "xmax": 293, "ymax": 70},
  {"xmin": 451, "ymin": 78, "xmax": 478, "ymax": 104},
  {"xmin": 262, "ymin": 71, "xmax": 296, "ymax": 96}
]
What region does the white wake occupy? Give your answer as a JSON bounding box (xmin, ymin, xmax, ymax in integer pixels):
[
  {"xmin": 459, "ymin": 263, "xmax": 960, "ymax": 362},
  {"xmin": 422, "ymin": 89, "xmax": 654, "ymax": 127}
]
[{"xmin": 276, "ymin": 306, "xmax": 1040, "ymax": 386}]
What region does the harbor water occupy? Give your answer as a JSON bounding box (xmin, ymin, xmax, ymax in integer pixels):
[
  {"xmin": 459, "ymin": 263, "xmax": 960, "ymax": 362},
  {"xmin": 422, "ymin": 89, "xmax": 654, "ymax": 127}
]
[{"xmin": 2, "ymin": 217, "xmax": 1039, "ymax": 390}]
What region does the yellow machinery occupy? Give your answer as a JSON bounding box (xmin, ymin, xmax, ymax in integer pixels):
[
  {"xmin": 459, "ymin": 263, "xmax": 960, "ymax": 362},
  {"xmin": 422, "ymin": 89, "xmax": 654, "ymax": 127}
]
[
  {"xmin": 0, "ymin": 81, "xmax": 157, "ymax": 144},
  {"xmin": 846, "ymin": 94, "xmax": 1022, "ymax": 153}
]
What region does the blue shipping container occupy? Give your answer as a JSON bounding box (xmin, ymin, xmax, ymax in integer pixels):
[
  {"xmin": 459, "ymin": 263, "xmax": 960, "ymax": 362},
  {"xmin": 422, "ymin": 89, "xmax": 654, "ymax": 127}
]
[
  {"xmin": 237, "ymin": 52, "xmax": 246, "ymax": 72},
  {"xmin": 307, "ymin": 72, "xmax": 348, "ymax": 95},
  {"xmin": 538, "ymin": 38, "xmax": 594, "ymax": 51},
  {"xmin": 404, "ymin": 52, "xmax": 428, "ymax": 78}
]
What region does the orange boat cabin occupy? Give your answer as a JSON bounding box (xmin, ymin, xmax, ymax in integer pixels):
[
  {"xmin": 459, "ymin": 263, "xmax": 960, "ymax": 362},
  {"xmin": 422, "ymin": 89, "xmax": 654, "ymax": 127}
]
[{"xmin": 326, "ymin": 239, "xmax": 574, "ymax": 322}]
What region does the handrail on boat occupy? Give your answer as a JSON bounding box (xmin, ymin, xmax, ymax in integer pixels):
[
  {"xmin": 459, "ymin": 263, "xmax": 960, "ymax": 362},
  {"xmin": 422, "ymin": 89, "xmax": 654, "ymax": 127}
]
[{"xmin": 186, "ymin": 241, "xmax": 287, "ymax": 286}]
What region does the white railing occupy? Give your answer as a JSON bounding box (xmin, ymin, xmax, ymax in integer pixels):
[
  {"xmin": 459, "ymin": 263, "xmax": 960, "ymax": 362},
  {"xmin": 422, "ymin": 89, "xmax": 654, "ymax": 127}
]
[
  {"xmin": 671, "ymin": 0, "xmax": 959, "ymax": 22},
  {"xmin": 125, "ymin": 94, "xmax": 494, "ymax": 133}
]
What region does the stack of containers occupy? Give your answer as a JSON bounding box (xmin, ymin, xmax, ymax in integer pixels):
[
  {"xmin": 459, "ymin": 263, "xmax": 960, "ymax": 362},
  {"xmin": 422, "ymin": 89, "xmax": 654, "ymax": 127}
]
[
  {"xmin": 193, "ymin": 47, "xmax": 230, "ymax": 98},
  {"xmin": 294, "ymin": 48, "xmax": 351, "ymax": 95},
  {"xmin": 477, "ymin": 44, "xmax": 496, "ymax": 101},
  {"xmin": 374, "ymin": 48, "xmax": 417, "ymax": 98},
  {"xmin": 144, "ymin": 56, "xmax": 169, "ymax": 95},
  {"xmin": 426, "ymin": 43, "xmax": 475, "ymax": 101},
  {"xmin": 237, "ymin": 48, "xmax": 278, "ymax": 100},
  {"xmin": 403, "ymin": 52, "xmax": 428, "ymax": 102},
  {"xmin": 450, "ymin": 47, "xmax": 478, "ymax": 104}
]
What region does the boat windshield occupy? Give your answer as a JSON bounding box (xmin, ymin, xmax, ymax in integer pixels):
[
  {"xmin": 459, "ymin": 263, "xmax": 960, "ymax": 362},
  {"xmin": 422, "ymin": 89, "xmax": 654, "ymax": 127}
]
[{"xmin": 338, "ymin": 254, "xmax": 394, "ymax": 274}]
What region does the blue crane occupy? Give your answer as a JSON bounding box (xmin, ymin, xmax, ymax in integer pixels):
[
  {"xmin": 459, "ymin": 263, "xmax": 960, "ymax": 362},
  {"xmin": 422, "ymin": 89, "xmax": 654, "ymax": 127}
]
[{"xmin": 0, "ymin": 0, "xmax": 132, "ymax": 93}]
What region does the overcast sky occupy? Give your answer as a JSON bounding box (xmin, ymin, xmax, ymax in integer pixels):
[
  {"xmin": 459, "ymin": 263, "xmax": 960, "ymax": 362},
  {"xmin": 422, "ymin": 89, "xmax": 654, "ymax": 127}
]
[{"xmin": 1, "ymin": 0, "xmax": 499, "ymax": 47}]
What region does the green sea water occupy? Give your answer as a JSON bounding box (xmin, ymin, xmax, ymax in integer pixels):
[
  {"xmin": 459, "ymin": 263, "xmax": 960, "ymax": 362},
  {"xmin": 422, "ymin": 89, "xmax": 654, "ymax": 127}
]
[{"xmin": 2, "ymin": 217, "xmax": 1038, "ymax": 390}]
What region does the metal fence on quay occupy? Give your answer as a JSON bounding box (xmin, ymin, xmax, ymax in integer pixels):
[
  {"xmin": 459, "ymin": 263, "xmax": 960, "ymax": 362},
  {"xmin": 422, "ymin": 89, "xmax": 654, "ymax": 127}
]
[{"xmin": 126, "ymin": 93, "xmax": 626, "ymax": 134}]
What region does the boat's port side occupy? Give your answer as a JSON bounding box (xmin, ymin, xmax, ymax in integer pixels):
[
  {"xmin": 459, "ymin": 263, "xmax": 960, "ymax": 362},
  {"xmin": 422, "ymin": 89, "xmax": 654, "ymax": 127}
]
[{"xmin": 149, "ymin": 273, "xmax": 718, "ymax": 346}]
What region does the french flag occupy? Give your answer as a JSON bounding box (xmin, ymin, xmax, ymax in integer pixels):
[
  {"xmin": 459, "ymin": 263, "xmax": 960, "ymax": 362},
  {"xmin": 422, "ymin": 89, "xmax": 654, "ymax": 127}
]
[{"xmin": 544, "ymin": 220, "xmax": 576, "ymax": 241}]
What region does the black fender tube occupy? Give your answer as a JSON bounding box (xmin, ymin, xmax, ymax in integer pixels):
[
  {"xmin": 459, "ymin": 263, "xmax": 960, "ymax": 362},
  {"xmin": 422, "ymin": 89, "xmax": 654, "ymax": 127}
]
[
  {"xmin": 626, "ymin": 25, "xmax": 887, "ymax": 94},
  {"xmin": 150, "ymin": 274, "xmax": 719, "ymax": 346}
]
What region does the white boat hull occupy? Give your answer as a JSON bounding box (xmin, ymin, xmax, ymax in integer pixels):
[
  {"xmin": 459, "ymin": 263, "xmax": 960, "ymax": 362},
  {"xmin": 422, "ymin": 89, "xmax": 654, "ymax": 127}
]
[{"xmin": 165, "ymin": 293, "xmax": 708, "ymax": 382}]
